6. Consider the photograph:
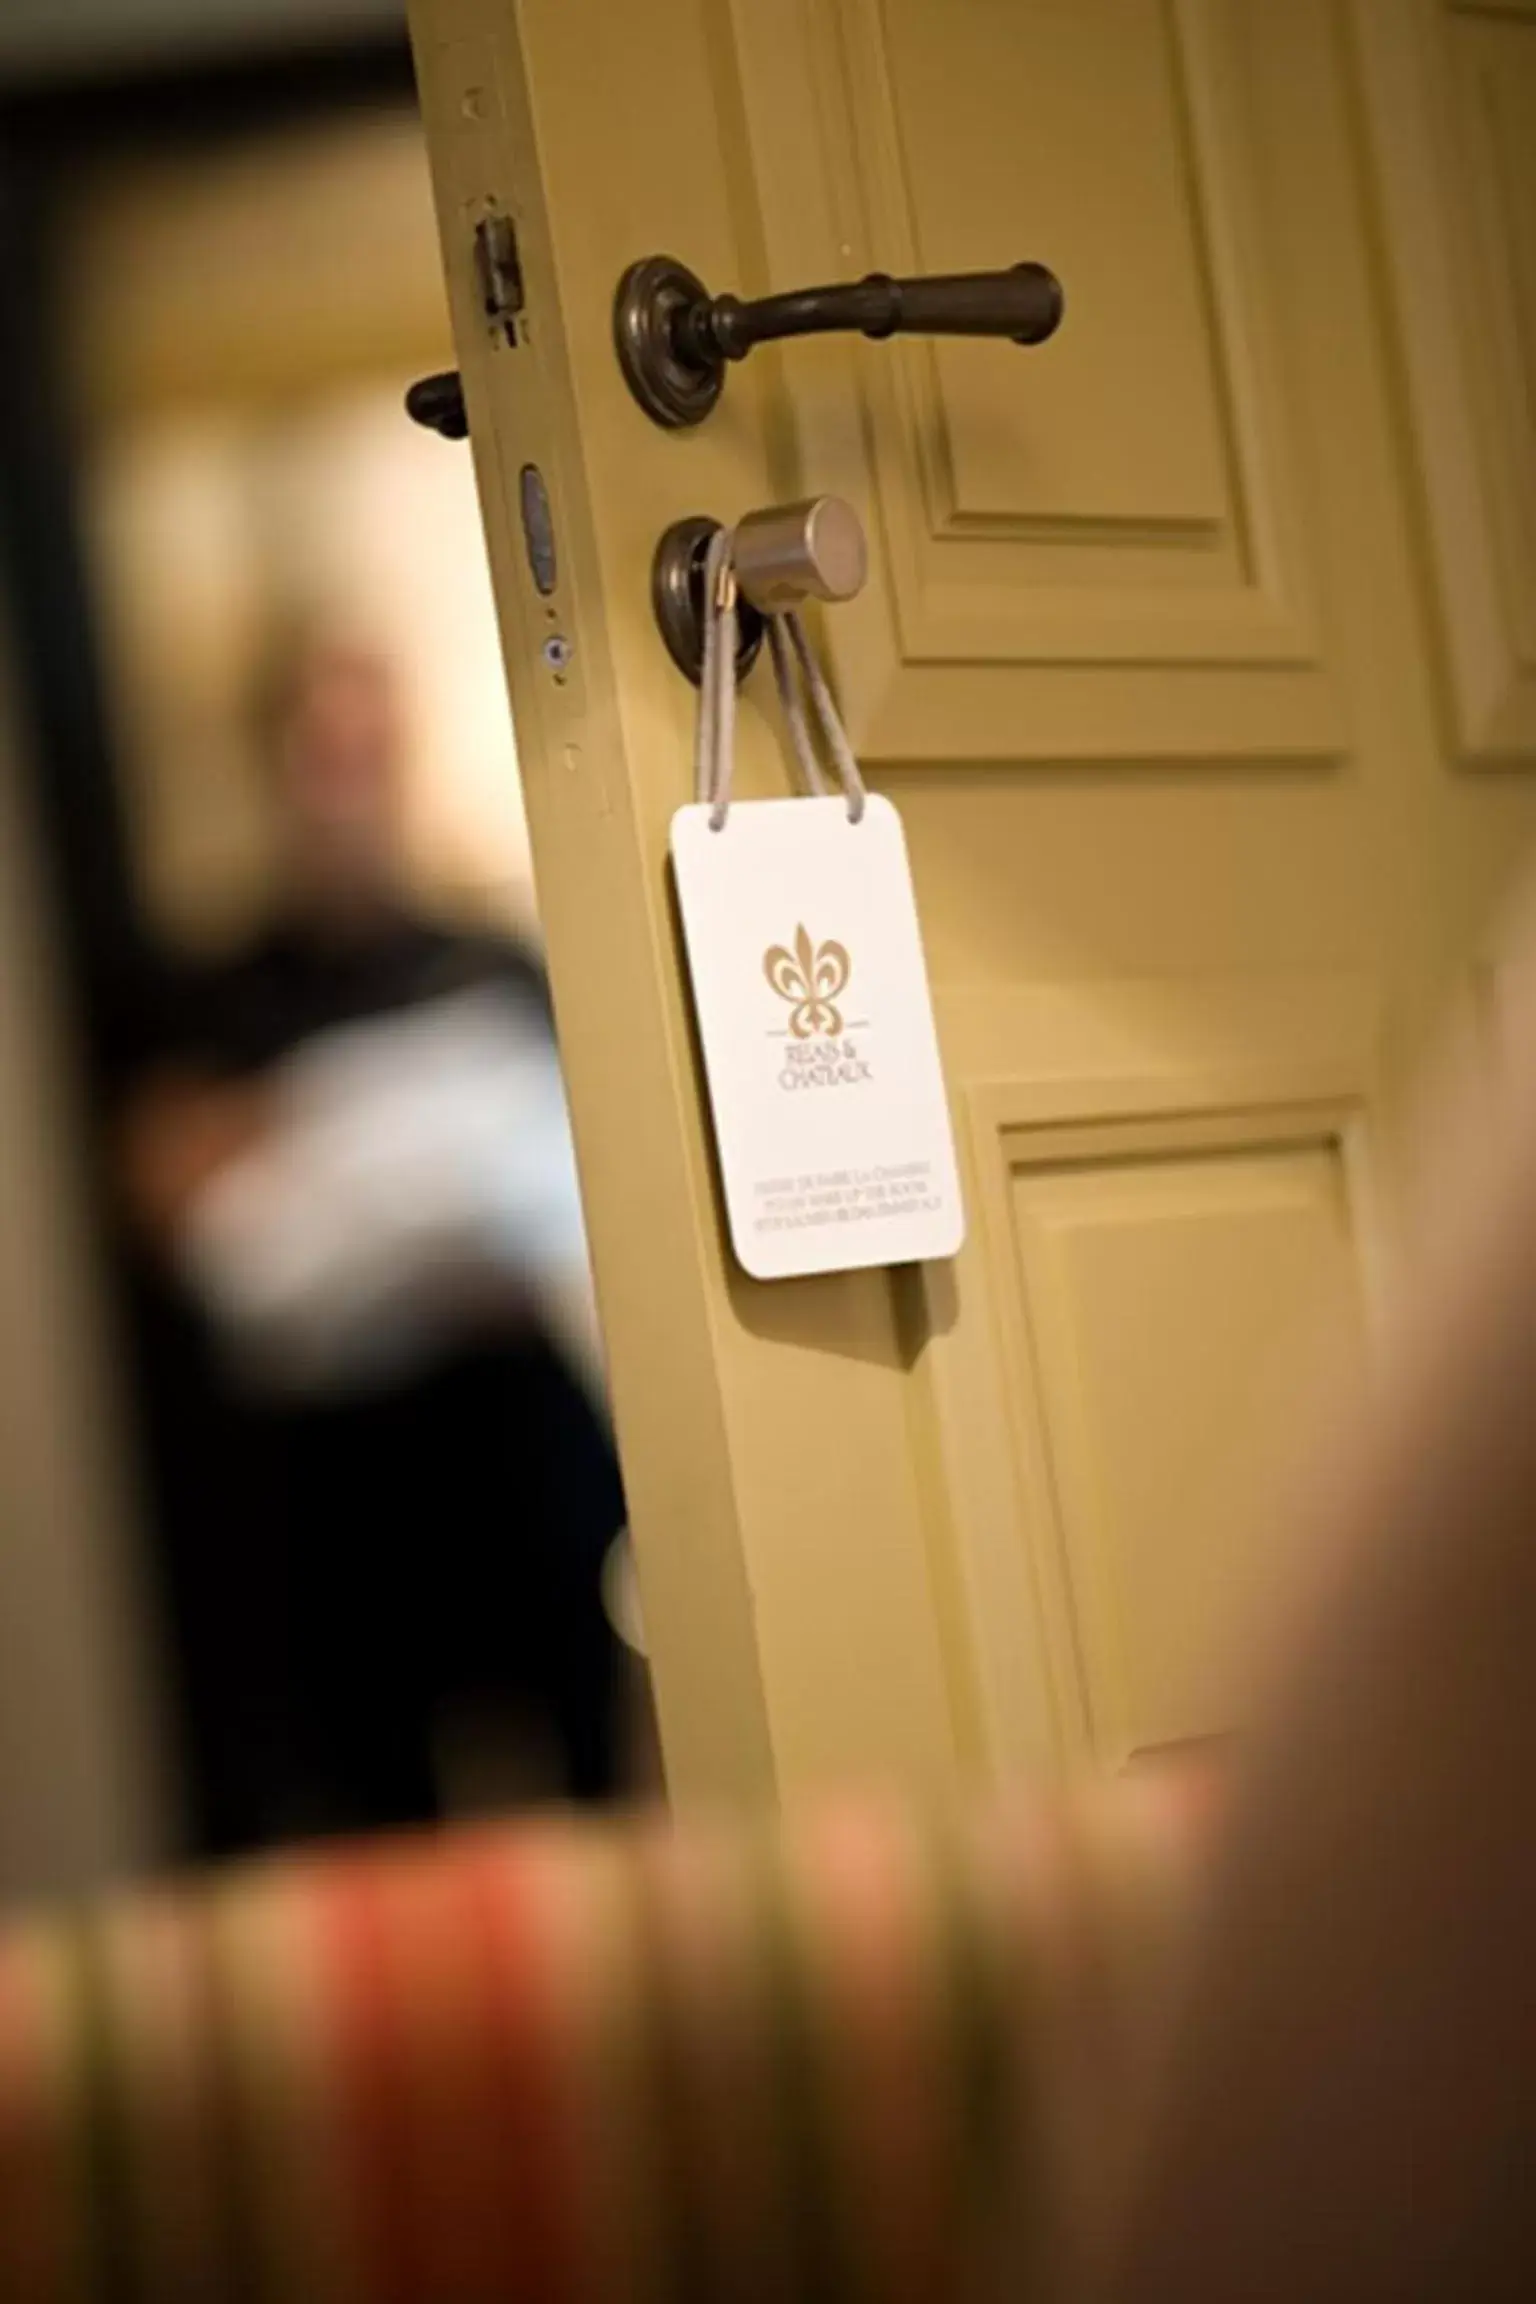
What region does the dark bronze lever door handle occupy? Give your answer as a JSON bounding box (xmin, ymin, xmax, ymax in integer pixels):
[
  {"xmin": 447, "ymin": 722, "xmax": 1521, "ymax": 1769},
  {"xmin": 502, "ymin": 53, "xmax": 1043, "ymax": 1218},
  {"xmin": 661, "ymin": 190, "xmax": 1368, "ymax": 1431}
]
[
  {"xmin": 614, "ymin": 253, "xmax": 1064, "ymax": 429},
  {"xmin": 404, "ymin": 370, "xmax": 469, "ymax": 440}
]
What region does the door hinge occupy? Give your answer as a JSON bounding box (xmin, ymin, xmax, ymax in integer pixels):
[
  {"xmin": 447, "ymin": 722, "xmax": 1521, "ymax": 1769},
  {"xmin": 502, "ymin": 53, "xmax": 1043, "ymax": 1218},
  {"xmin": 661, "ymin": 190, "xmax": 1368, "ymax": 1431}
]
[{"xmin": 475, "ymin": 212, "xmax": 524, "ymax": 347}]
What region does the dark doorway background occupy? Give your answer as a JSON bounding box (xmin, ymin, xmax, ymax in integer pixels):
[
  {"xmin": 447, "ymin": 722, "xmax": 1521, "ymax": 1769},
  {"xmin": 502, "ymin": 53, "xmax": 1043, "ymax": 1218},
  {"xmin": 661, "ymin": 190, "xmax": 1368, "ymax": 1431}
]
[{"xmin": 0, "ymin": 26, "xmax": 419, "ymax": 1857}]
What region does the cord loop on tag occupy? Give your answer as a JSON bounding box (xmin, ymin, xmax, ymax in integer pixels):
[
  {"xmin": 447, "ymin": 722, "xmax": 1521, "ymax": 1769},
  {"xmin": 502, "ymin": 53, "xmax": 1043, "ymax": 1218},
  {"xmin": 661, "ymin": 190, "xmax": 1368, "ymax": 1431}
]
[
  {"xmin": 695, "ymin": 527, "xmax": 738, "ymax": 830},
  {"xmin": 778, "ymin": 611, "xmax": 866, "ymax": 825},
  {"xmin": 697, "ymin": 527, "xmax": 866, "ymax": 830}
]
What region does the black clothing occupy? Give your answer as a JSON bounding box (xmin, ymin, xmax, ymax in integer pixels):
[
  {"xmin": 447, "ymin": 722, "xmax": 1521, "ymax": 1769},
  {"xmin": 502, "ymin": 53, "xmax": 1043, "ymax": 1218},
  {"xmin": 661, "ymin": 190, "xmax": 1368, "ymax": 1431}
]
[
  {"xmin": 126, "ymin": 911, "xmax": 625, "ymax": 1854},
  {"xmin": 138, "ymin": 912, "xmax": 553, "ymax": 1081}
]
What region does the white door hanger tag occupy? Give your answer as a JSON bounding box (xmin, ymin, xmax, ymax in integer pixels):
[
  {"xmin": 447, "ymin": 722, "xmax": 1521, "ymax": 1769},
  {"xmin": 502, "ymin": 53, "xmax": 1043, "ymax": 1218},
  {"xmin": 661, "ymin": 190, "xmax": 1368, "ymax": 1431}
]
[{"xmin": 670, "ymin": 530, "xmax": 964, "ymax": 1282}]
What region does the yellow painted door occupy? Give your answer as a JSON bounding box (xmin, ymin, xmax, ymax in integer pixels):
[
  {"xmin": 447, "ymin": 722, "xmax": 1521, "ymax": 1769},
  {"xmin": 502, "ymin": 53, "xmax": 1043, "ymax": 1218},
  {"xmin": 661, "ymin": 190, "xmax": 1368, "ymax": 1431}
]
[{"xmin": 407, "ymin": 0, "xmax": 1536, "ymax": 1799}]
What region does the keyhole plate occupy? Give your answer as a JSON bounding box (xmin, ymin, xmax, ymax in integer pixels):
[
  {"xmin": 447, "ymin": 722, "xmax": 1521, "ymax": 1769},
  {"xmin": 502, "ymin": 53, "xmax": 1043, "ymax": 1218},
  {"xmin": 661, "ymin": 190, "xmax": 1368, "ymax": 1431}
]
[{"xmin": 651, "ymin": 515, "xmax": 766, "ymax": 686}]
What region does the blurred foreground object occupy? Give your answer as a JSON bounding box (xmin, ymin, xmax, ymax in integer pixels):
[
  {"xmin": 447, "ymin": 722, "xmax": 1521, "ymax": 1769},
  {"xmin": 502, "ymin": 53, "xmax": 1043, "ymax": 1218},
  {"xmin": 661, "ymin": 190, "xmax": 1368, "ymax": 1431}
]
[
  {"xmin": 1096, "ymin": 929, "xmax": 1536, "ymax": 2303},
  {"xmin": 0, "ymin": 1783, "xmax": 1207, "ymax": 2303},
  {"xmin": 117, "ymin": 633, "xmax": 627, "ymax": 1849}
]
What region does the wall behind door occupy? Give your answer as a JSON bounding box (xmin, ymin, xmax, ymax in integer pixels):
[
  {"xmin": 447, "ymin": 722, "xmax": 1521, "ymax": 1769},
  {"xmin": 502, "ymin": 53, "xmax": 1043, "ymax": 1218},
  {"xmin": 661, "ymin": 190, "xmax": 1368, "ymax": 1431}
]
[{"xmin": 0, "ymin": 641, "xmax": 172, "ymax": 1898}]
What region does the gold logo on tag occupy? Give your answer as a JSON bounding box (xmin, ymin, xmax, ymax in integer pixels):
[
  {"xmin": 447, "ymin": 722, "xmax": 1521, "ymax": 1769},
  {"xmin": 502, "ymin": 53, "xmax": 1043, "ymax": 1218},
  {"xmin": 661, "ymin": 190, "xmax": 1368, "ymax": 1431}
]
[{"xmin": 764, "ymin": 924, "xmax": 851, "ymax": 1039}]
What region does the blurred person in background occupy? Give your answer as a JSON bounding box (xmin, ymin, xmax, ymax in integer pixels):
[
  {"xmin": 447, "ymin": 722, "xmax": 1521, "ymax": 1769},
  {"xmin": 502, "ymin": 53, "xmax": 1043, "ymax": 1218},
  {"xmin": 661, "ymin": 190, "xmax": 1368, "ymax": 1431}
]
[{"xmin": 117, "ymin": 631, "xmax": 629, "ymax": 1851}]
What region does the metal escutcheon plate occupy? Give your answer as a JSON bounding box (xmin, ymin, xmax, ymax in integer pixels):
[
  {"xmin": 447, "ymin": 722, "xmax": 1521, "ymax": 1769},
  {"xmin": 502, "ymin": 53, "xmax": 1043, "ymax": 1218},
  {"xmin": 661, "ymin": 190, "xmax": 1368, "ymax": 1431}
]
[
  {"xmin": 651, "ymin": 516, "xmax": 765, "ymax": 686},
  {"xmin": 614, "ymin": 256, "xmax": 722, "ymax": 429}
]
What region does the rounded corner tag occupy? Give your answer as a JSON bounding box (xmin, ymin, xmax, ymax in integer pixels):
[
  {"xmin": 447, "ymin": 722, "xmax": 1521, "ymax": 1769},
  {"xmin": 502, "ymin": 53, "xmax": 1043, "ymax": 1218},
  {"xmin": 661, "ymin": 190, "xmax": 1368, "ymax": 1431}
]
[{"xmin": 670, "ymin": 795, "xmax": 964, "ymax": 1281}]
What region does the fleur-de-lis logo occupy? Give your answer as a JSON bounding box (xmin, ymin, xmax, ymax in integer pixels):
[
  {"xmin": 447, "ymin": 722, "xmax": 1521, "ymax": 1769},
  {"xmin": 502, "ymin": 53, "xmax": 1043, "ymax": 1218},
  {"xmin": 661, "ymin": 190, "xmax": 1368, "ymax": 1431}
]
[{"xmin": 763, "ymin": 924, "xmax": 852, "ymax": 1039}]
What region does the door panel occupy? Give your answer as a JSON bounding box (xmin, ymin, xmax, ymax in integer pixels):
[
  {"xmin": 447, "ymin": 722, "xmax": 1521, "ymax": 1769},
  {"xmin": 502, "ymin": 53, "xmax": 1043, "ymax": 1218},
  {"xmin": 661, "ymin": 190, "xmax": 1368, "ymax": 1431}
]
[
  {"xmin": 729, "ymin": 0, "xmax": 1342, "ymax": 760},
  {"xmin": 916, "ymin": 982, "xmax": 1379, "ymax": 1773},
  {"xmin": 410, "ymin": 0, "xmax": 1536, "ymax": 1800},
  {"xmin": 1009, "ymin": 1121, "xmax": 1362, "ymax": 1768},
  {"xmin": 1352, "ymin": 0, "xmax": 1536, "ymax": 760}
]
